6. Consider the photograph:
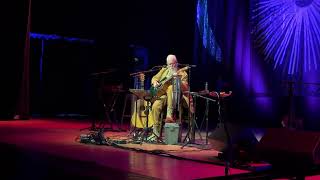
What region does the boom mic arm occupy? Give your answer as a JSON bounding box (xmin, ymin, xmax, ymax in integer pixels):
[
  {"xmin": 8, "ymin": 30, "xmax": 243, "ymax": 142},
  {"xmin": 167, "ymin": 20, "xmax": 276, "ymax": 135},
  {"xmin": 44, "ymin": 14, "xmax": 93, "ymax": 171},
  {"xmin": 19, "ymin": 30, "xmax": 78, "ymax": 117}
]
[{"xmin": 178, "ymin": 63, "xmax": 197, "ymax": 68}]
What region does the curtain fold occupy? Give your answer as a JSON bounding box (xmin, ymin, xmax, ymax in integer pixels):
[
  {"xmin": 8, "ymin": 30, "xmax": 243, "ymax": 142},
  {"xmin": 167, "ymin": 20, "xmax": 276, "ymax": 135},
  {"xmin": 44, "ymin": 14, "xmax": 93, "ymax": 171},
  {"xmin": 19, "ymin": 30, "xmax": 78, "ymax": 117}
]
[{"xmin": 14, "ymin": 0, "xmax": 32, "ymax": 119}]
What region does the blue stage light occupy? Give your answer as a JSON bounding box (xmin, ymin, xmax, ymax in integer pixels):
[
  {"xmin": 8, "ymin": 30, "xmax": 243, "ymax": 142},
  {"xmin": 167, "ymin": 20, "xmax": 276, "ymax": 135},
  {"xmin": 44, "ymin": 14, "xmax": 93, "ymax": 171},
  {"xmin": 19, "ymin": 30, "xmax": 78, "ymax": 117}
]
[
  {"xmin": 196, "ymin": 0, "xmax": 222, "ymax": 62},
  {"xmin": 251, "ymin": 0, "xmax": 320, "ymax": 75}
]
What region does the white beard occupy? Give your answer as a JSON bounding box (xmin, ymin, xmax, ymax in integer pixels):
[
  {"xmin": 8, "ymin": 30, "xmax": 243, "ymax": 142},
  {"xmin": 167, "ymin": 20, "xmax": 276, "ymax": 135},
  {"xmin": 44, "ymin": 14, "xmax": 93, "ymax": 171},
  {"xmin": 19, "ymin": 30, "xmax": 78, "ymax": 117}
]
[{"xmin": 167, "ymin": 67, "xmax": 177, "ymax": 77}]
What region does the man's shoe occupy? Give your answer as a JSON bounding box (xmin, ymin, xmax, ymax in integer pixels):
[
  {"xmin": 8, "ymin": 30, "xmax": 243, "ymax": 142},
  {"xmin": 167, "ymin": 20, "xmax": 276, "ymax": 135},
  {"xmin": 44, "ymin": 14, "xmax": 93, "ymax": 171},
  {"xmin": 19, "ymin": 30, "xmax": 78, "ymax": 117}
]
[
  {"xmin": 146, "ymin": 134, "xmax": 157, "ymax": 142},
  {"xmin": 165, "ymin": 117, "xmax": 175, "ymax": 123}
]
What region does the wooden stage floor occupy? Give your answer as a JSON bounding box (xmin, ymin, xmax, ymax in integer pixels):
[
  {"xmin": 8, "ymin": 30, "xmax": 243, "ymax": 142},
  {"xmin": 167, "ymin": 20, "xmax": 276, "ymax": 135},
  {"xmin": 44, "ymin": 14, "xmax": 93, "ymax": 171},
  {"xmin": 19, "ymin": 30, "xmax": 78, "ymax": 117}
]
[{"xmin": 0, "ymin": 118, "xmax": 318, "ymax": 179}]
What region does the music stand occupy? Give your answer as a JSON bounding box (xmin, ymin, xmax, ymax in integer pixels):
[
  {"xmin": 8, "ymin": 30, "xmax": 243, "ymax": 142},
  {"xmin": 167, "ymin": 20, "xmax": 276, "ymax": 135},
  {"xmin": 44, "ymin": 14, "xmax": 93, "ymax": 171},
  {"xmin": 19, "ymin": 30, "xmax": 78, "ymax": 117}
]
[
  {"xmin": 197, "ymin": 90, "xmax": 214, "ymax": 145},
  {"xmin": 129, "ymin": 89, "xmax": 163, "ymax": 144},
  {"xmin": 181, "ymin": 91, "xmax": 215, "ymax": 149}
]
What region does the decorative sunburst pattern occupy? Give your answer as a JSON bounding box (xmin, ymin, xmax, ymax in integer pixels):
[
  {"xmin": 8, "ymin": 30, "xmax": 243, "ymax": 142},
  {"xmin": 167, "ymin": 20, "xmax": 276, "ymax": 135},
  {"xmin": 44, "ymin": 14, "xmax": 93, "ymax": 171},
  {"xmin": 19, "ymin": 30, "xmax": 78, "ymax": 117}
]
[
  {"xmin": 196, "ymin": 0, "xmax": 222, "ymax": 62},
  {"xmin": 251, "ymin": 0, "xmax": 320, "ymax": 75}
]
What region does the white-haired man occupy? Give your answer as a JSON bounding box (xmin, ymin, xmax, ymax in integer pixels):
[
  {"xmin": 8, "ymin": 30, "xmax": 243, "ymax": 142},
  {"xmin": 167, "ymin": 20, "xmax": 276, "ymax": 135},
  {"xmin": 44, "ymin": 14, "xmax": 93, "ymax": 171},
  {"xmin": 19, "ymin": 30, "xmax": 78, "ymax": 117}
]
[{"xmin": 149, "ymin": 54, "xmax": 194, "ymax": 138}]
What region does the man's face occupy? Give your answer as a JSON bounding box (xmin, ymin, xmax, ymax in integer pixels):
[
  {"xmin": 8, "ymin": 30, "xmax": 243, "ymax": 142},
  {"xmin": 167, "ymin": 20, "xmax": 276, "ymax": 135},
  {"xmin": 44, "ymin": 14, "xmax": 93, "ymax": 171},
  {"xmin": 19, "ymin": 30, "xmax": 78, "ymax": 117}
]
[{"xmin": 166, "ymin": 56, "xmax": 178, "ymax": 69}]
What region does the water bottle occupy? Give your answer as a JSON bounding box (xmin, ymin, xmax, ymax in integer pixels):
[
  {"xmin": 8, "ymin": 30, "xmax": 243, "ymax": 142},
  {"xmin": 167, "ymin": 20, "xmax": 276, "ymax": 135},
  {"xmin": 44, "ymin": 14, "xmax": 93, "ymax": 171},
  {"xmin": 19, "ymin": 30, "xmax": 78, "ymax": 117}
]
[{"xmin": 205, "ymin": 82, "xmax": 208, "ymax": 91}]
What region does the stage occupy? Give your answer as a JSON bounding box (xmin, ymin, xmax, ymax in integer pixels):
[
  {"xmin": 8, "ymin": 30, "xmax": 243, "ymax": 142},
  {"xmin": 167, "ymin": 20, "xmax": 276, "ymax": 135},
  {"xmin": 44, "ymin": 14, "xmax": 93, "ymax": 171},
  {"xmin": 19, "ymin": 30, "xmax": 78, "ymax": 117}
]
[
  {"xmin": 1, "ymin": 118, "xmax": 320, "ymax": 179},
  {"xmin": 0, "ymin": 118, "xmax": 259, "ymax": 179}
]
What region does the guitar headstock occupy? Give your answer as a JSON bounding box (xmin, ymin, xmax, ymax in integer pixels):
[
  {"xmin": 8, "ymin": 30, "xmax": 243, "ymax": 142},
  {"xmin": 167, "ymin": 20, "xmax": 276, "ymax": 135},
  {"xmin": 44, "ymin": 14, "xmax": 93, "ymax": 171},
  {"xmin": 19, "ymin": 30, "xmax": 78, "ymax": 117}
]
[
  {"xmin": 138, "ymin": 73, "xmax": 145, "ymax": 82},
  {"xmin": 178, "ymin": 66, "xmax": 190, "ymax": 72}
]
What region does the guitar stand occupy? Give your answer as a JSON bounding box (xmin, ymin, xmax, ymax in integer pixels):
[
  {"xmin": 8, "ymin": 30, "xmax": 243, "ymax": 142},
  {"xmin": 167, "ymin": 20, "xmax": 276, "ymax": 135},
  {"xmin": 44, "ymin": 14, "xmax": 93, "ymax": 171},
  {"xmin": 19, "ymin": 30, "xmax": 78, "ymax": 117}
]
[
  {"xmin": 127, "ymin": 97, "xmax": 144, "ymax": 139},
  {"xmin": 132, "ymin": 98, "xmax": 163, "ymax": 144}
]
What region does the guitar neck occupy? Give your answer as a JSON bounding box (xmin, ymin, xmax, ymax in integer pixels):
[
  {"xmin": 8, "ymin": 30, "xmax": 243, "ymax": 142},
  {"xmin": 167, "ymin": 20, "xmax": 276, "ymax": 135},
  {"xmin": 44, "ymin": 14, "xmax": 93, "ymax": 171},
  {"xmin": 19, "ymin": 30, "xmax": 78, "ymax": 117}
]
[
  {"xmin": 159, "ymin": 67, "xmax": 187, "ymax": 85},
  {"xmin": 140, "ymin": 80, "xmax": 144, "ymax": 90}
]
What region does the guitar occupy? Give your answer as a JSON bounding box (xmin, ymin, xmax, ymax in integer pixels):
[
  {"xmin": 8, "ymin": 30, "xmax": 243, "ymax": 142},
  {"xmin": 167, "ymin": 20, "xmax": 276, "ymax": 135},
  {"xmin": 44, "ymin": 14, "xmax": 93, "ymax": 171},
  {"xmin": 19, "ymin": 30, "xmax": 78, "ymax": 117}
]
[
  {"xmin": 150, "ymin": 66, "xmax": 189, "ymax": 99},
  {"xmin": 130, "ymin": 73, "xmax": 154, "ymax": 128}
]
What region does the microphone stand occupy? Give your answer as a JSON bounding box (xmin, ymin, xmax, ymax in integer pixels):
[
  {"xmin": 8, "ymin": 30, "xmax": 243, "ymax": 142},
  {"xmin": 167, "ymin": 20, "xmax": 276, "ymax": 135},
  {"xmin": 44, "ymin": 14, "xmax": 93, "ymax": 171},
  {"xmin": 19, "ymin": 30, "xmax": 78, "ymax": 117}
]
[
  {"xmin": 129, "ymin": 66, "xmax": 164, "ymax": 77},
  {"xmin": 180, "ymin": 65, "xmax": 203, "ymax": 148},
  {"xmin": 181, "ymin": 65, "xmax": 195, "ymax": 144},
  {"xmin": 188, "ymin": 65, "xmax": 195, "ymax": 143}
]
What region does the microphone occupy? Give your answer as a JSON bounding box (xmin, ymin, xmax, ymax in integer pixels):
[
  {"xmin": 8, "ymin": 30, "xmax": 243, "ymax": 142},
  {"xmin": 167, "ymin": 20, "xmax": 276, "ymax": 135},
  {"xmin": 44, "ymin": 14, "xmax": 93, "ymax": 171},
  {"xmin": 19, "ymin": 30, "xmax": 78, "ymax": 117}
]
[
  {"xmin": 178, "ymin": 63, "xmax": 197, "ymax": 67},
  {"xmin": 153, "ymin": 65, "xmax": 167, "ymax": 68}
]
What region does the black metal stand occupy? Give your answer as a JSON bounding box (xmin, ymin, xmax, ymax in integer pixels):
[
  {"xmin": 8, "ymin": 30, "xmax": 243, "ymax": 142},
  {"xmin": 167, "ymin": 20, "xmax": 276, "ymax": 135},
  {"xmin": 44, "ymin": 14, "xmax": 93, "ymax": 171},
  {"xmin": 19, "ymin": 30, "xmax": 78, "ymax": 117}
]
[
  {"xmin": 133, "ymin": 97, "xmax": 163, "ymax": 144},
  {"xmin": 128, "ymin": 66, "xmax": 164, "ymax": 140},
  {"xmin": 80, "ymin": 70, "xmax": 118, "ymax": 132},
  {"xmin": 127, "ymin": 88, "xmax": 163, "ymax": 144},
  {"xmin": 127, "ymin": 93, "xmax": 150, "ymax": 140},
  {"xmin": 127, "ymin": 96, "xmax": 141, "ymax": 137},
  {"xmin": 81, "ymin": 91, "xmax": 118, "ymax": 132},
  {"xmin": 182, "ymin": 92, "xmax": 215, "ymax": 149},
  {"xmin": 180, "ymin": 65, "xmax": 200, "ymax": 148},
  {"xmin": 199, "ymin": 94, "xmax": 210, "ymax": 144},
  {"xmin": 188, "ymin": 65, "xmax": 194, "ymax": 142},
  {"xmin": 99, "ymin": 93, "xmax": 121, "ymax": 131},
  {"xmin": 181, "ymin": 95, "xmax": 201, "ymax": 148},
  {"xmin": 80, "ymin": 74, "xmax": 105, "ymax": 132}
]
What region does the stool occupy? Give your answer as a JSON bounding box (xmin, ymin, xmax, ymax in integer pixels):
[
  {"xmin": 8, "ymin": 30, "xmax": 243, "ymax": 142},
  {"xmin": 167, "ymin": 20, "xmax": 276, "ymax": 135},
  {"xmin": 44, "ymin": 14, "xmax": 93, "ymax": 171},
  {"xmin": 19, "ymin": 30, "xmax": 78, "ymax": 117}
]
[{"xmin": 159, "ymin": 103, "xmax": 185, "ymax": 142}]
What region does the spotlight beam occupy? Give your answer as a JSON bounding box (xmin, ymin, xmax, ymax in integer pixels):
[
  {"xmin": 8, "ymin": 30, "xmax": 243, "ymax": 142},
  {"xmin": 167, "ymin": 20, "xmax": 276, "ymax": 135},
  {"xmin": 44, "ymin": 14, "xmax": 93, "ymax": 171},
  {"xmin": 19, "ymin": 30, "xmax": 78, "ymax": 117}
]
[{"xmin": 252, "ymin": 0, "xmax": 320, "ymax": 75}]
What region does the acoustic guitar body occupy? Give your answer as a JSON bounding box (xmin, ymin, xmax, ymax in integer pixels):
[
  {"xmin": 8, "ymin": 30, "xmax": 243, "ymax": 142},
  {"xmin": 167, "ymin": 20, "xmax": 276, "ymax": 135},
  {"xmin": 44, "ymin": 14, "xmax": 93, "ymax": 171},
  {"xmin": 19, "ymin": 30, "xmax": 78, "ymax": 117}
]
[{"xmin": 130, "ymin": 74, "xmax": 155, "ymax": 128}]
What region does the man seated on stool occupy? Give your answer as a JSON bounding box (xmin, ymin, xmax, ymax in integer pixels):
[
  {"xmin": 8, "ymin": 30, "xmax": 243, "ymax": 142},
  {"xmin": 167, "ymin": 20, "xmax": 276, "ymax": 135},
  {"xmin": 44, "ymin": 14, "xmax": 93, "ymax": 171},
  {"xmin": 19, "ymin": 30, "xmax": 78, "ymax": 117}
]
[{"xmin": 149, "ymin": 54, "xmax": 194, "ymax": 138}]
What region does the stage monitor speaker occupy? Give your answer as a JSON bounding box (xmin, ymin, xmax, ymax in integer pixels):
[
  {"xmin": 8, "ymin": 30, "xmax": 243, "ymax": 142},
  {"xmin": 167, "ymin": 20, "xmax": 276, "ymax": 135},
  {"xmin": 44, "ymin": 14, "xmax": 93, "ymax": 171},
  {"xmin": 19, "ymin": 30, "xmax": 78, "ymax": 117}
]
[
  {"xmin": 208, "ymin": 122, "xmax": 259, "ymax": 152},
  {"xmin": 256, "ymin": 128, "xmax": 320, "ymax": 166}
]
